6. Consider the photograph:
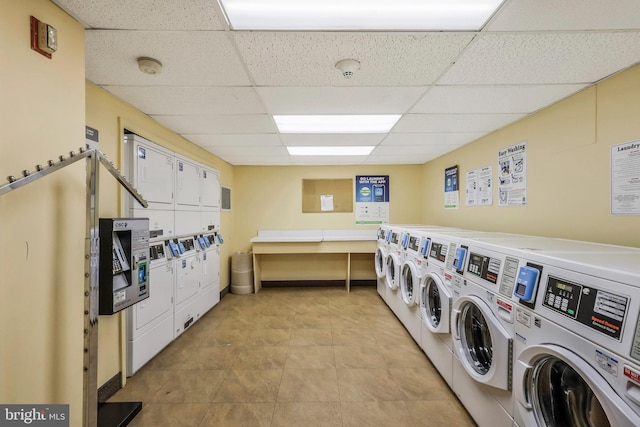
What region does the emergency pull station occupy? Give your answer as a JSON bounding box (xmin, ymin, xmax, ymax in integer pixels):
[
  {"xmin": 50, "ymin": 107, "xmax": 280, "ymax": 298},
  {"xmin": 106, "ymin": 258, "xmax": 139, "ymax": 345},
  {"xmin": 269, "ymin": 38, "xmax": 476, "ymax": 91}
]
[{"xmin": 99, "ymin": 218, "xmax": 150, "ymax": 315}]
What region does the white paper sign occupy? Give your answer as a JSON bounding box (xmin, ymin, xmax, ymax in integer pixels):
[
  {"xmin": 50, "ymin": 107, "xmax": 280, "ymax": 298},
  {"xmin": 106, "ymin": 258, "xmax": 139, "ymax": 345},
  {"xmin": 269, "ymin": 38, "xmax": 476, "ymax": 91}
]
[
  {"xmin": 320, "ymin": 194, "xmax": 334, "ymax": 211},
  {"xmin": 611, "ymin": 140, "xmax": 640, "ymax": 215}
]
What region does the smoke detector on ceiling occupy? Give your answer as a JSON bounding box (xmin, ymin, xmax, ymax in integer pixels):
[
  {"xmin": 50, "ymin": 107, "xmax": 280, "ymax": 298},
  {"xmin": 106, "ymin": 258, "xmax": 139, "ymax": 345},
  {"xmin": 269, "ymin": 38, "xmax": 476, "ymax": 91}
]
[
  {"xmin": 335, "ymin": 59, "xmax": 360, "ymax": 79},
  {"xmin": 137, "ymin": 57, "xmax": 162, "ymax": 75}
]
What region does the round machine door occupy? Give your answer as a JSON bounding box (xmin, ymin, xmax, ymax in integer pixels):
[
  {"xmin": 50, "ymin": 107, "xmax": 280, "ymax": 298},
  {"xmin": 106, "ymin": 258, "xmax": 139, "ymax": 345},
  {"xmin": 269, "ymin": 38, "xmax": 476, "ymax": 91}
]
[
  {"xmin": 385, "ymin": 252, "xmax": 400, "ymax": 290},
  {"xmin": 420, "ymin": 272, "xmax": 451, "ymax": 334},
  {"xmin": 515, "ymin": 345, "xmax": 640, "ymax": 427},
  {"xmin": 452, "ymin": 295, "xmax": 512, "ymax": 390},
  {"xmin": 400, "ymin": 260, "xmax": 419, "ymax": 307},
  {"xmin": 375, "ymin": 246, "xmax": 387, "ymax": 279}
]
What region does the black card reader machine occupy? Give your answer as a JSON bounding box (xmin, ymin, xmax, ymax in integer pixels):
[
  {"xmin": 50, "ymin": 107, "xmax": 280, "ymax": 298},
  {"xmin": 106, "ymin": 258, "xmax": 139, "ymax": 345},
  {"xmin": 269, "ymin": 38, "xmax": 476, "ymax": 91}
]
[{"xmin": 99, "ymin": 218, "xmax": 150, "ymax": 315}]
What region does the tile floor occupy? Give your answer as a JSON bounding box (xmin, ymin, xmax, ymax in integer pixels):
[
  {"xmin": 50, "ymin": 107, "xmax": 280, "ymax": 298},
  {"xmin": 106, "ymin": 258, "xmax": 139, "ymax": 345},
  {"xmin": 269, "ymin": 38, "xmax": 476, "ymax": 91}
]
[{"xmin": 110, "ymin": 286, "xmax": 476, "ymax": 427}]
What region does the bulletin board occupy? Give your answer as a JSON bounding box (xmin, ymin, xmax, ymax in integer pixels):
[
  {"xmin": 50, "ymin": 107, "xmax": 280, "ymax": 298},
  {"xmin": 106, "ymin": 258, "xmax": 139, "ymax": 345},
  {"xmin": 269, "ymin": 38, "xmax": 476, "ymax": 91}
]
[{"xmin": 302, "ymin": 179, "xmax": 353, "ymax": 213}]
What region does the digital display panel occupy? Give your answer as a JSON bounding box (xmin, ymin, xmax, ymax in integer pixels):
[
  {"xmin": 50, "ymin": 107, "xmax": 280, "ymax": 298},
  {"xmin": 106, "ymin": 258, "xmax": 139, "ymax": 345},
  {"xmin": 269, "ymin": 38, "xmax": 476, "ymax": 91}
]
[
  {"xmin": 429, "ymin": 241, "xmax": 447, "ymax": 263},
  {"xmin": 408, "ymin": 236, "xmax": 420, "ymax": 252},
  {"xmin": 466, "ymin": 252, "xmax": 500, "ymax": 284}
]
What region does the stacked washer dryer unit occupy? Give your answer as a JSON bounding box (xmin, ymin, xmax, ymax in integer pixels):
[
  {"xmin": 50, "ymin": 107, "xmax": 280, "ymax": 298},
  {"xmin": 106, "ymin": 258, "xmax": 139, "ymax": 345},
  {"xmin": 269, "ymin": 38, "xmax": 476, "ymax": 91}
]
[
  {"xmin": 375, "ymin": 224, "xmax": 393, "ymax": 305},
  {"xmin": 509, "ymin": 246, "xmax": 640, "ymax": 427},
  {"xmin": 124, "ymin": 135, "xmax": 176, "ymax": 376},
  {"xmin": 448, "ymin": 233, "xmax": 531, "ymax": 427}
]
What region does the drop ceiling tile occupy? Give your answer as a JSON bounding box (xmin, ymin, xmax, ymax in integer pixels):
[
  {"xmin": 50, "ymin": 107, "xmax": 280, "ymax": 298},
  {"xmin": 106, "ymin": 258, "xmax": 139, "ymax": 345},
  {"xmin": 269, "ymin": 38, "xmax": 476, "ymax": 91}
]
[
  {"xmin": 289, "ymin": 156, "xmax": 369, "ymax": 165},
  {"xmin": 392, "ymin": 114, "xmax": 525, "ymax": 133},
  {"xmin": 412, "ymin": 85, "xmax": 587, "ymax": 114},
  {"xmin": 185, "ymin": 134, "xmax": 282, "ymax": 147},
  {"xmin": 440, "ymin": 32, "xmax": 640, "ymax": 85},
  {"xmin": 151, "ymin": 114, "xmax": 276, "ymax": 134},
  {"xmin": 364, "ymin": 153, "xmax": 434, "ymax": 164},
  {"xmin": 104, "ymin": 86, "xmax": 265, "ymax": 115},
  {"xmin": 225, "ymin": 157, "xmax": 294, "ymax": 166},
  {"xmin": 372, "ymin": 145, "xmax": 462, "ymax": 156},
  {"xmin": 52, "ymin": 0, "xmax": 225, "ymax": 30},
  {"xmin": 488, "ymin": 0, "xmax": 640, "ymax": 31},
  {"xmin": 233, "ymin": 32, "xmax": 475, "ymax": 86},
  {"xmin": 207, "ymin": 146, "xmax": 289, "ymax": 157},
  {"xmin": 256, "ymin": 87, "xmax": 427, "ymax": 114},
  {"xmin": 280, "ymin": 134, "xmax": 386, "ymax": 146},
  {"xmin": 85, "ymin": 30, "xmax": 250, "ymax": 86},
  {"xmin": 381, "ymin": 133, "xmax": 487, "ymax": 146}
]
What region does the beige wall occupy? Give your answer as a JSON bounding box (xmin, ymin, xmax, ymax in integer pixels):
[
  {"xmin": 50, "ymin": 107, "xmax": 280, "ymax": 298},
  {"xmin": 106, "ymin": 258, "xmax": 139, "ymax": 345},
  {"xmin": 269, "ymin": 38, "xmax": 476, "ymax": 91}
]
[
  {"xmin": 232, "ymin": 165, "xmax": 424, "ymax": 253},
  {"xmin": 85, "ymin": 82, "xmax": 235, "ymax": 387},
  {"xmin": 0, "ymin": 0, "xmax": 86, "ymax": 422},
  {"xmin": 421, "ymin": 65, "xmax": 640, "ymax": 248}
]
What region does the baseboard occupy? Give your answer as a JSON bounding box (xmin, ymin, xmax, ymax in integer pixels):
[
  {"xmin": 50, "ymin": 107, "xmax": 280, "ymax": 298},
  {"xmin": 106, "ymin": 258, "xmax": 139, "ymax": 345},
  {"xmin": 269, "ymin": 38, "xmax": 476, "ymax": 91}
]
[
  {"xmin": 98, "ymin": 372, "xmax": 122, "ymax": 403},
  {"xmin": 261, "ymin": 280, "xmax": 375, "ymax": 288}
]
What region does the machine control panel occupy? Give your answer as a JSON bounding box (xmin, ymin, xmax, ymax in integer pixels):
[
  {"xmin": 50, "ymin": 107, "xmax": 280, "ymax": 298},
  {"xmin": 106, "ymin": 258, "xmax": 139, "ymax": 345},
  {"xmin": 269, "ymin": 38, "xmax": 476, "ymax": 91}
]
[
  {"xmin": 543, "ymin": 276, "xmax": 627, "ymax": 341},
  {"xmin": 390, "ymin": 232, "xmax": 399, "ymax": 245},
  {"xmin": 514, "ymin": 266, "xmax": 540, "ymax": 302},
  {"xmin": 466, "ymin": 251, "xmax": 501, "ymax": 285},
  {"xmin": 429, "ymin": 241, "xmax": 447, "ymax": 263},
  {"xmin": 149, "ymin": 242, "xmax": 166, "ymax": 261},
  {"xmin": 377, "ymin": 228, "xmax": 386, "ymax": 240},
  {"xmin": 99, "ymin": 218, "xmax": 149, "ymax": 315},
  {"xmin": 407, "ymin": 235, "xmax": 420, "ymax": 253}
]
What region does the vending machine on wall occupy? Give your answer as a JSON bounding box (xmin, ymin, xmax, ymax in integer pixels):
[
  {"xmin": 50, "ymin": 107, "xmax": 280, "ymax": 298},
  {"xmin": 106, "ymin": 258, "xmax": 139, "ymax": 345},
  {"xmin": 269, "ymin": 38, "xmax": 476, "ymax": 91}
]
[{"xmin": 99, "ymin": 218, "xmax": 150, "ymax": 315}]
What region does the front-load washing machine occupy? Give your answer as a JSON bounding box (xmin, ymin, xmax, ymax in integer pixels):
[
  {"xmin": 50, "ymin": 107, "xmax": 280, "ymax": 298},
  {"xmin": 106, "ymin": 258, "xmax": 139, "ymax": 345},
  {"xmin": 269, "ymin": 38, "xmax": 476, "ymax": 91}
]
[
  {"xmin": 512, "ymin": 251, "xmax": 640, "ymax": 427},
  {"xmin": 198, "ymin": 232, "xmax": 220, "ymax": 316},
  {"xmin": 173, "ymin": 236, "xmax": 201, "ymax": 337},
  {"xmin": 450, "ymin": 244, "xmax": 519, "ymax": 427},
  {"xmin": 417, "ymin": 230, "xmax": 465, "ymax": 388},
  {"xmin": 126, "ymin": 240, "xmax": 174, "ymax": 376},
  {"xmin": 385, "ymin": 226, "xmax": 405, "ymax": 317},
  {"xmin": 398, "ymin": 229, "xmax": 425, "ymax": 344},
  {"xmin": 376, "ymin": 225, "xmax": 392, "ymax": 304}
]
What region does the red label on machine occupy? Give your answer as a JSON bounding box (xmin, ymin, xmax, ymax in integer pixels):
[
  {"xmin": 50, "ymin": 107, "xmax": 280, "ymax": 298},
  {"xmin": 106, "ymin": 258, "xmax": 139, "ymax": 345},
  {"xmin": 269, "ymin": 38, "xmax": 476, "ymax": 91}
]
[
  {"xmin": 497, "ymin": 298, "xmax": 513, "ymax": 312},
  {"xmin": 624, "ymin": 366, "xmax": 640, "ymax": 385}
]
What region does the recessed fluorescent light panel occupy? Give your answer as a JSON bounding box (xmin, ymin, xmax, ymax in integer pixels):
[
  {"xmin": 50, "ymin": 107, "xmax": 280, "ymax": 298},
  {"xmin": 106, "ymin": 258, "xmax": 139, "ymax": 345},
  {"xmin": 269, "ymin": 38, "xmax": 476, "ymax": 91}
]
[
  {"xmin": 218, "ymin": 0, "xmax": 503, "ymax": 31},
  {"xmin": 274, "ymin": 115, "xmax": 401, "ymax": 134},
  {"xmin": 287, "ymin": 146, "xmax": 375, "ymax": 156}
]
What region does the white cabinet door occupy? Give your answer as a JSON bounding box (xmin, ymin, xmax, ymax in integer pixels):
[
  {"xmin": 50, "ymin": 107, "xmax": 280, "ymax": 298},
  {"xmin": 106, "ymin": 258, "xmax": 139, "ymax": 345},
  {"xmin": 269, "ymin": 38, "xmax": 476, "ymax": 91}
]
[{"xmin": 175, "ymin": 157, "xmax": 200, "ymax": 210}]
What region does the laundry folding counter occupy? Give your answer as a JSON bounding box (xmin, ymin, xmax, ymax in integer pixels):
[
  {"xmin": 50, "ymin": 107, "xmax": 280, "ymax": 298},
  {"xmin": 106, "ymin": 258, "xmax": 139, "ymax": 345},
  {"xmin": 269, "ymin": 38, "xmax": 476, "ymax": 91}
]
[{"xmin": 250, "ymin": 229, "xmax": 377, "ymax": 292}]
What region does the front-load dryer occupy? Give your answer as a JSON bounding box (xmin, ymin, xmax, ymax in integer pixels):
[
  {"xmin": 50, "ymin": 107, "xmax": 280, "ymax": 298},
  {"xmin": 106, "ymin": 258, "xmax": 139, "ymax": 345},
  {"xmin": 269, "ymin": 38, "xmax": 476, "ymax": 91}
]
[{"xmin": 512, "ymin": 251, "xmax": 640, "ymax": 427}]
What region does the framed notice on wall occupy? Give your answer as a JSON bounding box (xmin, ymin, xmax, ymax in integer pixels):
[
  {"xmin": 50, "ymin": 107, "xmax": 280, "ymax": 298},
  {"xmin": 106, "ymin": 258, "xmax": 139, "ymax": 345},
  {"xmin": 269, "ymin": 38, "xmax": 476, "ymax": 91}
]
[
  {"xmin": 355, "ymin": 175, "xmax": 389, "ymax": 225},
  {"xmin": 444, "ymin": 166, "xmax": 459, "ymax": 209},
  {"xmin": 611, "ymin": 140, "xmax": 640, "ymax": 215}
]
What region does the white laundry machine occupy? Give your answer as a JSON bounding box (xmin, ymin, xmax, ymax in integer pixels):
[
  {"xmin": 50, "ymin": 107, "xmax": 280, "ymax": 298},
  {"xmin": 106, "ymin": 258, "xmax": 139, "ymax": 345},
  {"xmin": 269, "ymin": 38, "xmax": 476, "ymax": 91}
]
[
  {"xmin": 512, "ymin": 251, "xmax": 640, "ymax": 427},
  {"xmin": 375, "ymin": 225, "xmax": 392, "ymax": 304},
  {"xmin": 173, "ymin": 235, "xmax": 201, "ymax": 337},
  {"xmin": 197, "ymin": 232, "xmax": 221, "ymax": 316},
  {"xmin": 398, "ymin": 229, "xmax": 425, "ymax": 344},
  {"xmin": 417, "ymin": 230, "xmax": 466, "ymax": 388},
  {"xmin": 384, "ymin": 226, "xmax": 405, "ymax": 317},
  {"xmin": 450, "ymin": 236, "xmax": 528, "ymax": 427},
  {"xmin": 126, "ymin": 240, "xmax": 175, "ymax": 376}
]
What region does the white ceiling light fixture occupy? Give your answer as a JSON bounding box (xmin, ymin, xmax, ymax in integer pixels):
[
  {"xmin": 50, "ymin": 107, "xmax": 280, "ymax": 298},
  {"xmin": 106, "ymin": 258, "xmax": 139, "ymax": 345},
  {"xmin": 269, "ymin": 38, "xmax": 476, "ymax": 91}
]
[
  {"xmin": 274, "ymin": 115, "xmax": 401, "ymax": 134},
  {"xmin": 217, "ymin": 0, "xmax": 504, "ymax": 31},
  {"xmin": 287, "ymin": 146, "xmax": 375, "ymax": 156},
  {"xmin": 137, "ymin": 57, "xmax": 162, "ymax": 75}
]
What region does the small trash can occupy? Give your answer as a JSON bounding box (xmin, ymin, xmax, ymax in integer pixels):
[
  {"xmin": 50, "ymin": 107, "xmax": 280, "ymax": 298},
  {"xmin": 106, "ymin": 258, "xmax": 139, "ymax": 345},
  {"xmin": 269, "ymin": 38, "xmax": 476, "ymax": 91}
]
[{"xmin": 231, "ymin": 251, "xmax": 254, "ymax": 294}]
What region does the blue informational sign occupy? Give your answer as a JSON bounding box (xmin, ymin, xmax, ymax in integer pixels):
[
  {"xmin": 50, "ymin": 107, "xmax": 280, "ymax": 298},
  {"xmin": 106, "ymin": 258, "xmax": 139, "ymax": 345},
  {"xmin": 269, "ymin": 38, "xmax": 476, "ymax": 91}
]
[
  {"xmin": 356, "ymin": 175, "xmax": 389, "ymax": 203},
  {"xmin": 355, "ymin": 175, "xmax": 390, "ymax": 225}
]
